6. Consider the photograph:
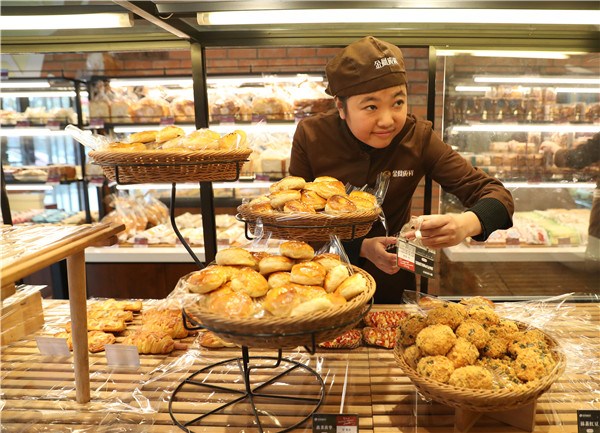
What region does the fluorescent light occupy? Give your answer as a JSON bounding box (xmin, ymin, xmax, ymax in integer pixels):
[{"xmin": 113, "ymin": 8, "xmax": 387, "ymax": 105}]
[
  {"xmin": 207, "ymin": 75, "xmax": 324, "ymax": 86},
  {"xmin": 474, "ymin": 76, "xmax": 600, "ymax": 85},
  {"xmin": 0, "ymin": 12, "xmax": 133, "ymax": 30},
  {"xmin": 6, "ymin": 184, "xmax": 53, "ymax": 191},
  {"xmin": 555, "ymin": 87, "xmax": 600, "ymax": 94},
  {"xmin": 0, "ymin": 81, "xmax": 51, "ymax": 89},
  {"xmin": 451, "ymin": 124, "xmax": 600, "ymax": 133},
  {"xmin": 0, "ymin": 91, "xmax": 78, "ymax": 98},
  {"xmin": 504, "ymin": 182, "xmax": 597, "ymax": 189},
  {"xmin": 109, "ymin": 78, "xmax": 193, "ymax": 88},
  {"xmin": 198, "ymin": 9, "xmax": 600, "ymax": 26},
  {"xmin": 455, "ymin": 86, "xmax": 492, "ymax": 92},
  {"xmin": 0, "ymin": 129, "xmax": 72, "ymax": 137},
  {"xmin": 437, "ymin": 50, "xmax": 575, "ymax": 60}
]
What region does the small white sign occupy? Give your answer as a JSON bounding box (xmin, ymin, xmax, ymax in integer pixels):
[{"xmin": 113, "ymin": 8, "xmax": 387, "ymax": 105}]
[
  {"xmin": 105, "ymin": 344, "xmax": 140, "ymax": 368},
  {"xmin": 36, "ymin": 336, "xmax": 71, "ymax": 356}
]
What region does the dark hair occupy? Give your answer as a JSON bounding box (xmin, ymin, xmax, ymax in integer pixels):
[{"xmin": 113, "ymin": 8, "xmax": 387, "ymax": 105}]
[{"xmin": 337, "ymin": 95, "xmax": 348, "ymax": 110}]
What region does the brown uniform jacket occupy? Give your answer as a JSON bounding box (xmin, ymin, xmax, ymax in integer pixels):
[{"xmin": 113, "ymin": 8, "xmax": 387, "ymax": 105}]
[{"xmin": 290, "ymin": 110, "xmax": 514, "ymax": 303}]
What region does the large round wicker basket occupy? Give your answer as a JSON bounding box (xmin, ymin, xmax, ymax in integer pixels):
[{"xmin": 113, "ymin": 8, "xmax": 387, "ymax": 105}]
[
  {"xmin": 237, "ymin": 203, "xmax": 380, "ymax": 241},
  {"xmin": 394, "ymin": 324, "xmax": 566, "ymax": 412},
  {"xmin": 88, "ymin": 148, "xmax": 252, "ymax": 184},
  {"xmin": 185, "ymin": 267, "xmax": 375, "ymax": 349}
]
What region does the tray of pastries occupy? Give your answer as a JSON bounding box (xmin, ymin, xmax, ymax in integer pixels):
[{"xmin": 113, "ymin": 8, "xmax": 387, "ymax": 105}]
[
  {"xmin": 237, "ymin": 175, "xmax": 381, "ymax": 241},
  {"xmin": 88, "ymin": 126, "xmax": 252, "ymax": 184},
  {"xmin": 182, "ymin": 242, "xmax": 375, "ymax": 349}
]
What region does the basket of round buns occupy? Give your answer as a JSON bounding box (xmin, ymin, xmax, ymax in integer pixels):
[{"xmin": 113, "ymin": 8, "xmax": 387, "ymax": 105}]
[
  {"xmin": 393, "ymin": 296, "xmax": 566, "ymax": 413},
  {"xmin": 88, "ymin": 126, "xmax": 252, "ymax": 184},
  {"xmin": 237, "ymin": 175, "xmax": 381, "ymax": 241},
  {"xmin": 182, "ymin": 241, "xmax": 376, "ymax": 349}
]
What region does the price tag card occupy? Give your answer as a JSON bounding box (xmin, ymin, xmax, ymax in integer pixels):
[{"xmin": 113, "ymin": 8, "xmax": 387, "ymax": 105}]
[
  {"xmin": 251, "ymin": 114, "xmax": 267, "ymax": 124},
  {"xmin": 396, "ymin": 238, "xmax": 436, "ymax": 279},
  {"xmin": 313, "ymin": 414, "xmax": 359, "ymax": 433},
  {"xmin": 105, "ymin": 344, "xmax": 140, "ymax": 368},
  {"xmin": 36, "ymin": 336, "xmax": 71, "ymax": 356},
  {"xmin": 89, "ymin": 118, "xmax": 104, "ymax": 129},
  {"xmin": 219, "ymin": 115, "xmax": 236, "ymax": 125},
  {"xmin": 132, "ymin": 237, "xmax": 149, "ymax": 248},
  {"xmin": 16, "ymin": 120, "xmax": 31, "ymax": 128},
  {"xmin": 578, "ymin": 410, "xmax": 600, "ymax": 433},
  {"xmin": 159, "ymin": 116, "xmax": 175, "ymax": 126},
  {"xmin": 46, "ymin": 120, "xmax": 61, "ymax": 130}
]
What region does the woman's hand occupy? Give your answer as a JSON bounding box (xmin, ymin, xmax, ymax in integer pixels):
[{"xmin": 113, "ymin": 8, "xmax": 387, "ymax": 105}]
[
  {"xmin": 403, "ymin": 212, "xmax": 482, "ymax": 249},
  {"xmin": 360, "ymin": 237, "xmax": 399, "ymax": 274}
]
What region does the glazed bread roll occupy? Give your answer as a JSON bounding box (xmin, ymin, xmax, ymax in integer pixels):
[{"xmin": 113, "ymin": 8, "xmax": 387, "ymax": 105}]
[
  {"xmin": 251, "ymin": 251, "xmax": 271, "ymax": 263},
  {"xmin": 325, "ymin": 195, "xmax": 358, "ymax": 213},
  {"xmin": 283, "ymin": 199, "xmax": 316, "ymax": 214},
  {"xmin": 106, "ymin": 142, "xmax": 147, "ymax": 152},
  {"xmin": 184, "ymin": 128, "xmax": 221, "ymax": 150},
  {"xmin": 300, "ymin": 189, "xmax": 327, "ymax": 210},
  {"xmin": 349, "ymin": 196, "xmax": 376, "ymax": 210},
  {"xmin": 305, "ymin": 180, "xmax": 346, "ymax": 199},
  {"xmin": 218, "ymin": 129, "xmax": 247, "ymax": 150},
  {"xmin": 324, "ymin": 264, "xmax": 350, "ymax": 293},
  {"xmin": 290, "ymin": 296, "xmax": 334, "ymax": 317},
  {"xmin": 215, "ymin": 247, "xmax": 257, "ymax": 267},
  {"xmin": 206, "ymin": 286, "xmax": 256, "ymax": 318},
  {"xmin": 270, "ymin": 175, "xmax": 306, "ymax": 193},
  {"xmin": 187, "ymin": 265, "xmax": 229, "ymax": 294},
  {"xmin": 335, "ymin": 273, "xmax": 367, "ymax": 300},
  {"xmin": 249, "ymin": 200, "xmax": 274, "ymax": 213},
  {"xmin": 263, "ymin": 285, "xmax": 300, "ymax": 317},
  {"xmin": 269, "ymin": 189, "xmax": 301, "ymax": 209},
  {"xmin": 312, "ymin": 253, "xmax": 342, "ymax": 271},
  {"xmin": 280, "ymin": 240, "xmax": 315, "ymax": 260},
  {"xmin": 349, "ymin": 190, "xmax": 378, "ymax": 205},
  {"xmin": 129, "ymin": 130, "xmax": 157, "ymax": 143},
  {"xmin": 156, "ymin": 125, "xmax": 185, "ymax": 143},
  {"xmin": 230, "ymin": 267, "xmax": 269, "ymax": 297},
  {"xmin": 267, "ymin": 271, "xmax": 292, "ymax": 290},
  {"xmin": 290, "ymin": 261, "xmax": 326, "ymax": 286},
  {"xmin": 314, "ymin": 176, "xmax": 340, "ymax": 183},
  {"xmin": 259, "ymin": 255, "xmax": 294, "ymax": 275}
]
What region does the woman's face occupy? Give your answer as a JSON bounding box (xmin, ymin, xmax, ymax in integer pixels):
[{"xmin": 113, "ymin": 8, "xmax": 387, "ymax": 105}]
[{"xmin": 336, "ymin": 84, "xmax": 407, "ymax": 149}]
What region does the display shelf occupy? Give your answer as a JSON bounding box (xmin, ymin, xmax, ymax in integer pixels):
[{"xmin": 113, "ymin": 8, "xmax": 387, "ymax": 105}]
[
  {"xmin": 443, "ymin": 242, "xmax": 586, "ymax": 262},
  {"xmin": 85, "ymin": 245, "xmax": 206, "ymax": 263}
]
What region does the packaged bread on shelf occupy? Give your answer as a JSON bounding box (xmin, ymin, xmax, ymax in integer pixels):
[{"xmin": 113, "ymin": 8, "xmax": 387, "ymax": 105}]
[{"xmin": 131, "ymin": 96, "xmax": 171, "ymax": 123}]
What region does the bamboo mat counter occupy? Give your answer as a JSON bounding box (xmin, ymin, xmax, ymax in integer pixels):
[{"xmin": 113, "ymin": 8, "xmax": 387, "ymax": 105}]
[{"xmin": 1, "ymin": 300, "xmax": 598, "ymax": 432}]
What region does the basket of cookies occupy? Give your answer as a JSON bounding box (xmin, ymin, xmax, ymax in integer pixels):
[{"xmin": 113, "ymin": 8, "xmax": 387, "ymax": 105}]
[
  {"xmin": 181, "ymin": 241, "xmax": 376, "ymax": 349},
  {"xmin": 87, "ymin": 126, "xmax": 252, "ymax": 184},
  {"xmin": 393, "ymin": 297, "xmax": 566, "ymax": 413},
  {"xmin": 237, "ymin": 175, "xmax": 381, "ymax": 241}
]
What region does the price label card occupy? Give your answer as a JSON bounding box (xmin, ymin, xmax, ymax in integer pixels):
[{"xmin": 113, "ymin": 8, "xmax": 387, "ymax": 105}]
[
  {"xmin": 89, "ymin": 118, "xmax": 104, "ymax": 129},
  {"xmin": 396, "ymin": 238, "xmax": 436, "ymax": 279},
  {"xmin": 159, "ymin": 116, "xmax": 175, "ymax": 126},
  {"xmin": 578, "ymin": 410, "xmax": 600, "ymax": 433},
  {"xmin": 16, "ymin": 120, "xmax": 31, "ymax": 128},
  {"xmin": 105, "ymin": 344, "xmax": 140, "ymax": 368},
  {"xmin": 36, "ymin": 336, "xmax": 71, "ymax": 356},
  {"xmin": 313, "ymin": 414, "xmax": 359, "ymax": 433},
  {"xmin": 46, "ymin": 120, "xmax": 61, "ymax": 130}
]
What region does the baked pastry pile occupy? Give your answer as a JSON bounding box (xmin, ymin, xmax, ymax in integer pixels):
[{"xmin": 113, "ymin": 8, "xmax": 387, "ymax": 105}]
[
  {"xmin": 186, "ymin": 242, "xmax": 370, "ymax": 319},
  {"xmin": 245, "ymin": 175, "xmax": 378, "ymax": 215}
]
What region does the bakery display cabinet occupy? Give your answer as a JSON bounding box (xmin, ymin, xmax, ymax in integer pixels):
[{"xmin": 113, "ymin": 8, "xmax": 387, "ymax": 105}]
[{"xmin": 0, "ymin": 77, "xmax": 96, "ymax": 224}]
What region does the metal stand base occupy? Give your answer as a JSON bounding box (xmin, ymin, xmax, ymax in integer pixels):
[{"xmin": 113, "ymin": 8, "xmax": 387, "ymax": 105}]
[{"xmin": 169, "ymin": 347, "xmax": 325, "ymax": 433}]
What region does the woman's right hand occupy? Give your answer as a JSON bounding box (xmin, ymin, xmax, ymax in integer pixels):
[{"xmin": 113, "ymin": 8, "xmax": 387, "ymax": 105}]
[{"xmin": 360, "ymin": 237, "xmax": 399, "ymax": 275}]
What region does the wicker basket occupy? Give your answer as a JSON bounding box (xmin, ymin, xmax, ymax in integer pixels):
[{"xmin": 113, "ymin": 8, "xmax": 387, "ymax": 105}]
[
  {"xmin": 184, "ymin": 267, "xmax": 375, "ymax": 349},
  {"xmin": 394, "ymin": 323, "xmax": 566, "ymax": 412},
  {"xmin": 237, "ymin": 204, "xmax": 380, "ymax": 241},
  {"xmin": 88, "ymin": 149, "xmax": 252, "ymax": 184}
]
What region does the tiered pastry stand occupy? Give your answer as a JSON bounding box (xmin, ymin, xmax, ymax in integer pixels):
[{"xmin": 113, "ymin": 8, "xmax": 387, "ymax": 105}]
[{"xmin": 0, "ymin": 222, "xmax": 124, "ymax": 403}]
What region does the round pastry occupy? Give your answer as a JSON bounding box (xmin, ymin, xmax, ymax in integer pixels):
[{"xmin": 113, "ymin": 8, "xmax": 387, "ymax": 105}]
[
  {"xmin": 249, "ymin": 201, "xmax": 274, "ymax": 213},
  {"xmin": 314, "ymin": 176, "xmax": 340, "ymax": 183},
  {"xmin": 348, "ymin": 196, "xmax": 376, "ymax": 210},
  {"xmin": 415, "ymin": 324, "xmax": 456, "ymax": 356},
  {"xmin": 283, "ymin": 199, "xmax": 316, "ymax": 214},
  {"xmin": 263, "ymin": 285, "xmax": 300, "ymax": 317},
  {"xmin": 300, "ymin": 189, "xmax": 327, "ymax": 210},
  {"xmin": 205, "ymin": 286, "xmax": 256, "ymax": 318},
  {"xmin": 312, "ymin": 253, "xmax": 342, "ymax": 271},
  {"xmin": 184, "ymin": 128, "xmax": 221, "ymax": 150},
  {"xmin": 348, "ymin": 190, "xmax": 378, "ymax": 205},
  {"xmin": 251, "ymin": 251, "xmax": 271, "ymax": 263},
  {"xmin": 258, "ymin": 255, "xmax": 294, "ymax": 275},
  {"xmin": 218, "ymin": 129, "xmax": 247, "ymax": 150},
  {"xmin": 323, "ymin": 264, "xmax": 350, "ymax": 293},
  {"xmin": 334, "ymin": 272, "xmax": 367, "ymax": 300},
  {"xmin": 305, "ymin": 180, "xmax": 346, "ymax": 199},
  {"xmin": 290, "ymin": 294, "xmax": 336, "ymax": 317},
  {"xmin": 187, "ymin": 265, "xmax": 229, "ymax": 294},
  {"xmin": 215, "ymin": 247, "xmax": 256, "ymax": 267},
  {"xmin": 106, "ymin": 142, "xmax": 147, "ymax": 152},
  {"xmin": 417, "ymin": 356, "xmax": 455, "ymax": 383},
  {"xmin": 290, "ymin": 261, "xmax": 326, "ymax": 286},
  {"xmin": 156, "ymin": 125, "xmax": 185, "ymax": 143},
  {"xmin": 325, "ymin": 195, "xmax": 357, "ymax": 213},
  {"xmin": 280, "ymin": 240, "xmax": 314, "ymax": 260},
  {"xmin": 270, "ymin": 176, "xmax": 306, "ymax": 193},
  {"xmin": 129, "ymin": 130, "xmax": 157, "ymax": 143},
  {"xmin": 269, "ymin": 189, "xmax": 301, "ymax": 209},
  {"xmin": 267, "ymin": 271, "xmax": 292, "ymax": 290},
  {"xmin": 230, "ymin": 267, "xmax": 269, "ymax": 297}
]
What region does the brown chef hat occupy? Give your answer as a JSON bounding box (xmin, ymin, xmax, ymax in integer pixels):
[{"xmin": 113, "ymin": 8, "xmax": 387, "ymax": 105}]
[{"xmin": 325, "ymin": 36, "xmax": 407, "ymax": 97}]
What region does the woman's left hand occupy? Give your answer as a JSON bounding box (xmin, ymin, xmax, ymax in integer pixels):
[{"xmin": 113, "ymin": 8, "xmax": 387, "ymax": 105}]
[{"xmin": 403, "ymin": 212, "xmax": 482, "ymax": 248}]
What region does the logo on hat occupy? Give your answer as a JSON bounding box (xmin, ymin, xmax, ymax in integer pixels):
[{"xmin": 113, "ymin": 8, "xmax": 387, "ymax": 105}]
[{"xmin": 374, "ymin": 57, "xmax": 399, "ymax": 69}]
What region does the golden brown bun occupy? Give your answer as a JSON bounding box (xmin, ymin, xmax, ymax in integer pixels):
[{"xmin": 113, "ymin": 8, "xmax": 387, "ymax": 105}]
[
  {"xmin": 325, "ymin": 195, "xmax": 358, "ymax": 213},
  {"xmin": 312, "ymin": 253, "xmax": 342, "ymax": 271},
  {"xmin": 263, "ymin": 284, "xmax": 326, "ymax": 317},
  {"xmin": 270, "ymin": 176, "xmax": 306, "ymax": 193},
  {"xmin": 182, "ymin": 128, "xmax": 221, "ymax": 150},
  {"xmin": 280, "ymin": 240, "xmax": 315, "ymax": 260},
  {"xmin": 314, "ymin": 176, "xmax": 340, "ymax": 183},
  {"xmin": 348, "ymin": 190, "xmax": 377, "ymax": 205},
  {"xmin": 187, "ymin": 265, "xmax": 229, "ymax": 294},
  {"xmin": 290, "ymin": 296, "xmax": 334, "ymax": 317},
  {"xmin": 156, "ymin": 125, "xmax": 185, "ymax": 143},
  {"xmin": 129, "ymin": 130, "xmax": 157, "ymax": 143},
  {"xmin": 218, "ymin": 129, "xmax": 247, "ymax": 150},
  {"xmin": 249, "ymin": 200, "xmax": 274, "ymax": 213},
  {"xmin": 326, "ymin": 292, "xmax": 347, "ymax": 306},
  {"xmin": 283, "ymin": 199, "xmax": 316, "ymax": 214},
  {"xmin": 348, "ymin": 195, "xmax": 376, "ymax": 210},
  {"xmin": 304, "ymin": 180, "xmax": 346, "ymax": 199},
  {"xmin": 335, "ymin": 273, "xmax": 367, "ymax": 300},
  {"xmin": 205, "ymin": 286, "xmax": 256, "ymax": 318},
  {"xmin": 159, "ymin": 137, "xmax": 185, "ymax": 150},
  {"xmin": 259, "ymin": 255, "xmax": 294, "ymax": 275},
  {"xmin": 290, "ymin": 261, "xmax": 326, "ymax": 286},
  {"xmin": 106, "ymin": 142, "xmax": 147, "ymax": 152},
  {"xmin": 267, "ymin": 271, "xmax": 292, "ymax": 290},
  {"xmin": 230, "ymin": 267, "xmax": 269, "ymax": 297},
  {"xmin": 300, "ymin": 189, "xmax": 327, "ymax": 210},
  {"xmin": 200, "ymin": 331, "xmax": 236, "ymax": 348},
  {"xmin": 251, "ymin": 251, "xmax": 272, "ymax": 263},
  {"xmin": 215, "ymin": 247, "xmax": 256, "ymax": 267},
  {"xmin": 269, "ymin": 189, "xmax": 301, "ymax": 209},
  {"xmin": 324, "ymin": 264, "xmax": 350, "ymax": 293}
]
